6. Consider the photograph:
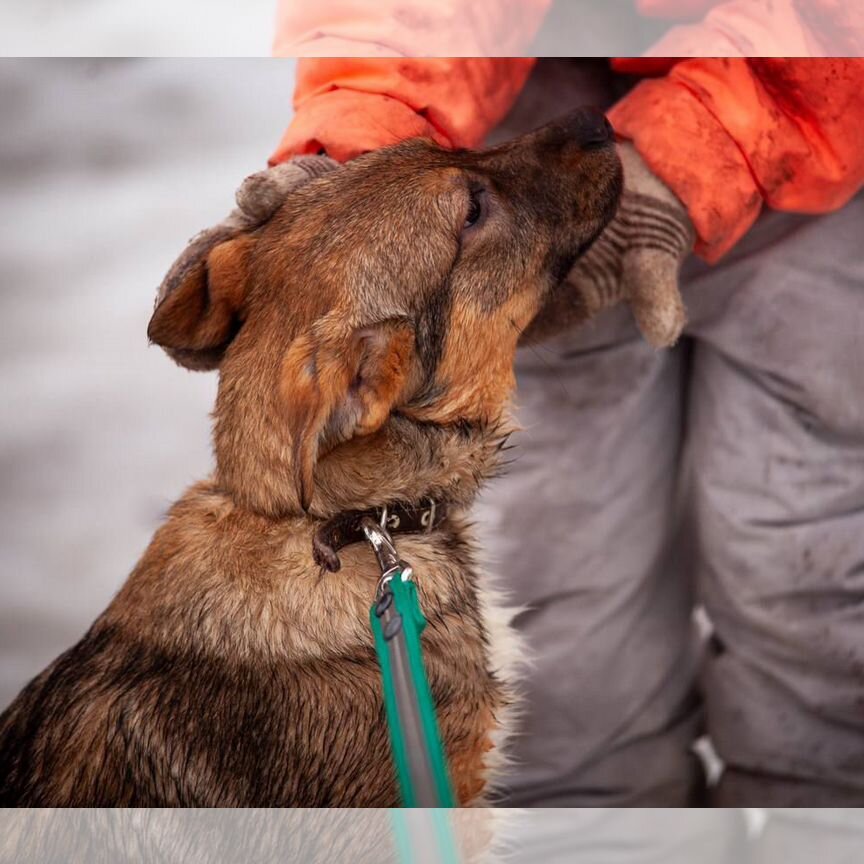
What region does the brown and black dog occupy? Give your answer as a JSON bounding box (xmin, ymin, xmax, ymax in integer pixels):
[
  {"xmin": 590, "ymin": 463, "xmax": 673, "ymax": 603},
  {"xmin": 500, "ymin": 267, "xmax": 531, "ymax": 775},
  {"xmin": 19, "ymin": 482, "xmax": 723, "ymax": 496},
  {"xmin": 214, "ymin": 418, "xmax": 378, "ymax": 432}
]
[{"xmin": 0, "ymin": 110, "xmax": 621, "ymax": 806}]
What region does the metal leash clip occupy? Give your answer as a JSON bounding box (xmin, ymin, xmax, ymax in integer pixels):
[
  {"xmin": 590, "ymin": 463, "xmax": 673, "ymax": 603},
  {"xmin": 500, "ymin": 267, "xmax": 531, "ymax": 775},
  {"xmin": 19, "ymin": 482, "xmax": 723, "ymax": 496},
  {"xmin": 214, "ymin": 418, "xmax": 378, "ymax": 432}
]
[{"xmin": 362, "ymin": 515, "xmax": 414, "ymax": 599}]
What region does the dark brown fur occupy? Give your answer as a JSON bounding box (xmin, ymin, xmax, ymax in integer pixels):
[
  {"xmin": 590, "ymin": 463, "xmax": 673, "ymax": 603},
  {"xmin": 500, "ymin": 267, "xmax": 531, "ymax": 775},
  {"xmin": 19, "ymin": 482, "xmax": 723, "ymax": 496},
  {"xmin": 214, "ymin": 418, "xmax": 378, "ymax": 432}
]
[{"xmin": 0, "ymin": 112, "xmax": 621, "ymax": 806}]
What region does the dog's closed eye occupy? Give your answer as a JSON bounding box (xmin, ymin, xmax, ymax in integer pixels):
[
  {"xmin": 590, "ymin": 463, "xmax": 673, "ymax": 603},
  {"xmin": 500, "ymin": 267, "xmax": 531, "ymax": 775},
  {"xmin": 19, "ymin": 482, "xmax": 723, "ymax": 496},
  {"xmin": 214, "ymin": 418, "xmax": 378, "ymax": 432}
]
[{"xmin": 462, "ymin": 185, "xmax": 488, "ymax": 233}]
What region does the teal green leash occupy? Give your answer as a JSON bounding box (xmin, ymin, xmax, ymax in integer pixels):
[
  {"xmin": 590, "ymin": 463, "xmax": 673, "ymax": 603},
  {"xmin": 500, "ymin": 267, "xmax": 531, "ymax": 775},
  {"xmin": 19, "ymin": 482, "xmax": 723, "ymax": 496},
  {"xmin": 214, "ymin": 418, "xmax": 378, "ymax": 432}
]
[
  {"xmin": 390, "ymin": 809, "xmax": 462, "ymax": 864},
  {"xmin": 361, "ymin": 515, "xmax": 456, "ymax": 809}
]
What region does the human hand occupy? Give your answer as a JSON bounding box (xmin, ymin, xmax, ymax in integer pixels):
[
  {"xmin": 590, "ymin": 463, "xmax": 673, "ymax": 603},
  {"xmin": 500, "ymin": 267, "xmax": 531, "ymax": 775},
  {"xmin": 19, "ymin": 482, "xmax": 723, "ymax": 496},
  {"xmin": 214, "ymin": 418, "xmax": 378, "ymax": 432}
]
[
  {"xmin": 526, "ymin": 142, "xmax": 694, "ymax": 347},
  {"xmin": 155, "ymin": 155, "xmax": 338, "ymax": 332}
]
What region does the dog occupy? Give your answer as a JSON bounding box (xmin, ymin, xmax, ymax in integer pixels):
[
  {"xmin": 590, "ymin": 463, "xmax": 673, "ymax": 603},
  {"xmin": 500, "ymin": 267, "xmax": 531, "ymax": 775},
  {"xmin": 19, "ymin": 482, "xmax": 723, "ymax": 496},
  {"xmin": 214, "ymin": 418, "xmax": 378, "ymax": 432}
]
[{"xmin": 0, "ymin": 109, "xmax": 621, "ymax": 806}]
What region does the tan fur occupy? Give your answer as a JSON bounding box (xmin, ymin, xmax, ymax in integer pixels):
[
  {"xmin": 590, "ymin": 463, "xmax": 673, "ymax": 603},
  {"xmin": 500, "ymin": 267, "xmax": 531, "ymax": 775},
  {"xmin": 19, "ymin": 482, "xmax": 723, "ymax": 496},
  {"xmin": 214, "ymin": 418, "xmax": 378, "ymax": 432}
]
[
  {"xmin": 408, "ymin": 290, "xmax": 539, "ymax": 425},
  {"xmin": 0, "ymin": 114, "xmax": 621, "ymax": 806}
]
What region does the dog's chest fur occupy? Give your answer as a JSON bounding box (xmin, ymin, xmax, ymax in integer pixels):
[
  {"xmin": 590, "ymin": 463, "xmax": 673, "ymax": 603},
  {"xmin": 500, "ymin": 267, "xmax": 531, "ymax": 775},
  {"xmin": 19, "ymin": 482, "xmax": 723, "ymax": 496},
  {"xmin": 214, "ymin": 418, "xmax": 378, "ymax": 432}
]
[{"xmin": 0, "ymin": 480, "xmax": 516, "ymax": 806}]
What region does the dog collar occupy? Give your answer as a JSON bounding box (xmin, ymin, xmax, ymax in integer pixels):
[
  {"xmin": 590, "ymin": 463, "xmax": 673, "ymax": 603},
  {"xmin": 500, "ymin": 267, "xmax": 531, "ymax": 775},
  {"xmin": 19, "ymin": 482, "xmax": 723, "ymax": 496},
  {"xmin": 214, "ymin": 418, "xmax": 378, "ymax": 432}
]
[{"xmin": 312, "ymin": 498, "xmax": 448, "ymax": 573}]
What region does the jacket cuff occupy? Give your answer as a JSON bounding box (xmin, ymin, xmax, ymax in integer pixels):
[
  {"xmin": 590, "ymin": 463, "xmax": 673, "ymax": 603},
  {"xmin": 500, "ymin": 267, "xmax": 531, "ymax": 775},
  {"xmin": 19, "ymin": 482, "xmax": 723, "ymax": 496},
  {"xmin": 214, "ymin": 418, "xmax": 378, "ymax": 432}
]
[
  {"xmin": 609, "ymin": 77, "xmax": 763, "ymax": 262},
  {"xmin": 269, "ymin": 89, "xmax": 452, "ymax": 165}
]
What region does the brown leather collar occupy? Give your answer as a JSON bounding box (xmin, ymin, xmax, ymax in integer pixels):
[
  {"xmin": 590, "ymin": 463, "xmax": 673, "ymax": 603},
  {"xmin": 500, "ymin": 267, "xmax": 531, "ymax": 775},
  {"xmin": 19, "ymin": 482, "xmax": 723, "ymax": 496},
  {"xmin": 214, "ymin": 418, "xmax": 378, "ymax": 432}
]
[{"xmin": 313, "ymin": 499, "xmax": 448, "ymax": 573}]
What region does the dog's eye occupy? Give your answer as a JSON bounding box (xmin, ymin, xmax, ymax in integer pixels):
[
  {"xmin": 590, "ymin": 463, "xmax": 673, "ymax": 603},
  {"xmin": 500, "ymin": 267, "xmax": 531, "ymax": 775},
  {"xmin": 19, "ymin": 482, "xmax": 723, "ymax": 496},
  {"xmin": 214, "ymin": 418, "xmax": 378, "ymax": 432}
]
[{"xmin": 463, "ymin": 188, "xmax": 486, "ymax": 230}]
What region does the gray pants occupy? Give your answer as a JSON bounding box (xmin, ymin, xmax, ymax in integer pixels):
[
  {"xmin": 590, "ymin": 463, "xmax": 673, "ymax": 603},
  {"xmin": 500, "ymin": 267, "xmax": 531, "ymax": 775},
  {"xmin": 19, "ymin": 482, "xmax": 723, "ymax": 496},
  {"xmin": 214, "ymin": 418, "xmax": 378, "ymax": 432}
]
[{"xmin": 478, "ymin": 62, "xmax": 864, "ymax": 806}]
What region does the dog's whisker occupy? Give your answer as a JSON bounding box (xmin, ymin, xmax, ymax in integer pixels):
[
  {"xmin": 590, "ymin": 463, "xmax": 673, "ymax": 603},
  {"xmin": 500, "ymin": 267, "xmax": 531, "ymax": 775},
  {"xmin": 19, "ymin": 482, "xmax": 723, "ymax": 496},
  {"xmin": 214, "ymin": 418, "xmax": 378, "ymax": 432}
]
[{"xmin": 508, "ymin": 317, "xmax": 576, "ymax": 402}]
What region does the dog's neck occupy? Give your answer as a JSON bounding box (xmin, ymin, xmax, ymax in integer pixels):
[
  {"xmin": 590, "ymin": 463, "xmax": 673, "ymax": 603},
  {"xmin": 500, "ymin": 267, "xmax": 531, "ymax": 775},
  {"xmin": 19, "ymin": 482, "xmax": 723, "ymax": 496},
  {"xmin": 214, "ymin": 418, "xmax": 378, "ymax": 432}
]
[{"xmin": 213, "ymin": 410, "xmax": 511, "ymax": 522}]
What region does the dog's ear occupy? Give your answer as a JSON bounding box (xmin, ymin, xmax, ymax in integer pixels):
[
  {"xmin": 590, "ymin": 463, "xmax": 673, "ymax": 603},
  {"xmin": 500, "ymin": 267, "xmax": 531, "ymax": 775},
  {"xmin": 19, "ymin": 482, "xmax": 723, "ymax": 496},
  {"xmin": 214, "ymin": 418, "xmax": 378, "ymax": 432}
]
[
  {"xmin": 280, "ymin": 318, "xmax": 416, "ymax": 511},
  {"xmin": 148, "ymin": 234, "xmax": 255, "ymax": 370}
]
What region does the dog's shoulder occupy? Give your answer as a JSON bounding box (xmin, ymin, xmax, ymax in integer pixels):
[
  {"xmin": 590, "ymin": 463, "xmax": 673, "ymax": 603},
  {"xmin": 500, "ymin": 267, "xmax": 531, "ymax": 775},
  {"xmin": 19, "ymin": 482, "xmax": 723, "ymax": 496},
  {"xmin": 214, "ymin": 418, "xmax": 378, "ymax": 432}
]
[{"xmin": 0, "ymin": 619, "xmax": 139, "ymax": 805}]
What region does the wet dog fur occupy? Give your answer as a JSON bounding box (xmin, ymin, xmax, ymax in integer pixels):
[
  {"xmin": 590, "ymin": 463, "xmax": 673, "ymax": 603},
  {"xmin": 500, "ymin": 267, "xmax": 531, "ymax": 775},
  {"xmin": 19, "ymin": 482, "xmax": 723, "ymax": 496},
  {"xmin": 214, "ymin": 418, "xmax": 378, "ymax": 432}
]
[{"xmin": 0, "ymin": 112, "xmax": 621, "ymax": 806}]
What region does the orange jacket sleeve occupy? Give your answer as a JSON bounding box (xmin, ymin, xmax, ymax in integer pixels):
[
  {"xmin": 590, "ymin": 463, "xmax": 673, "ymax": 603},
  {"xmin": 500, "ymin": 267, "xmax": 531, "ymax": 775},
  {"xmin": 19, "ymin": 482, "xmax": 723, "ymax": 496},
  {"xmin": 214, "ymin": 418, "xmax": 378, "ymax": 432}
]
[
  {"xmin": 610, "ymin": 58, "xmax": 864, "ymax": 261},
  {"xmin": 637, "ymin": 0, "xmax": 864, "ymax": 56},
  {"xmin": 270, "ymin": 0, "xmax": 550, "ymax": 164},
  {"xmin": 270, "ymin": 58, "xmax": 536, "ymax": 164},
  {"xmin": 273, "ymin": 0, "xmax": 552, "ymax": 57}
]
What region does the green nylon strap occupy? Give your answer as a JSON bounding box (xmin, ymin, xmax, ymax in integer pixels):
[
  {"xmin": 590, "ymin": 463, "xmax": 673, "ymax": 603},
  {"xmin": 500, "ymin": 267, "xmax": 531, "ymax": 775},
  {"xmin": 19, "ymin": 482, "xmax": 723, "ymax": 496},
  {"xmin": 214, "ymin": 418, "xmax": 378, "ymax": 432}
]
[
  {"xmin": 370, "ymin": 568, "xmax": 456, "ymax": 808},
  {"xmin": 390, "ymin": 808, "xmax": 461, "ymax": 864}
]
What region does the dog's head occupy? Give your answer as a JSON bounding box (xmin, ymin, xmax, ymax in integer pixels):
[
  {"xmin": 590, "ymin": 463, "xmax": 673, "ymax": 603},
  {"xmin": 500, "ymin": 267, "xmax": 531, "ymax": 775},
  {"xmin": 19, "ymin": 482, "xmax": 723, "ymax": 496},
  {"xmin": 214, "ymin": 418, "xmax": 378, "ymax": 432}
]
[{"xmin": 149, "ymin": 110, "xmax": 621, "ymax": 515}]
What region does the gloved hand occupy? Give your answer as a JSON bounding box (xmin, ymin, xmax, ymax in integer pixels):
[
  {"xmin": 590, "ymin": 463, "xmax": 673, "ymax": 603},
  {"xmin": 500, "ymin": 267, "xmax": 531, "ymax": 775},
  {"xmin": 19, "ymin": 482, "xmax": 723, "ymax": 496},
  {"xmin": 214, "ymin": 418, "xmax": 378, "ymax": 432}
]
[
  {"xmin": 526, "ymin": 142, "xmax": 695, "ymax": 348},
  {"xmin": 156, "ymin": 155, "xmax": 338, "ymax": 313}
]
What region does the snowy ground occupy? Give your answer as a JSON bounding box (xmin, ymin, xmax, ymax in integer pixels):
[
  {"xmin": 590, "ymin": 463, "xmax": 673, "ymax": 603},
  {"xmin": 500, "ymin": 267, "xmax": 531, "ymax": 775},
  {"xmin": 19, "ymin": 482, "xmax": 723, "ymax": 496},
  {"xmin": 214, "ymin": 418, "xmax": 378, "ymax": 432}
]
[{"xmin": 0, "ymin": 59, "xmax": 297, "ymax": 709}]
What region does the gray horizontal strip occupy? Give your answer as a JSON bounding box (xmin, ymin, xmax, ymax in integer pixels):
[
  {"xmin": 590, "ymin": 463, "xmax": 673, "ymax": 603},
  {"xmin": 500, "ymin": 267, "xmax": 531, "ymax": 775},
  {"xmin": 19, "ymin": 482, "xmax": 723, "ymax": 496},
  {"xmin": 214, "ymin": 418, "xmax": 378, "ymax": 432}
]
[{"xmin": 1, "ymin": 1, "xmax": 859, "ymax": 57}]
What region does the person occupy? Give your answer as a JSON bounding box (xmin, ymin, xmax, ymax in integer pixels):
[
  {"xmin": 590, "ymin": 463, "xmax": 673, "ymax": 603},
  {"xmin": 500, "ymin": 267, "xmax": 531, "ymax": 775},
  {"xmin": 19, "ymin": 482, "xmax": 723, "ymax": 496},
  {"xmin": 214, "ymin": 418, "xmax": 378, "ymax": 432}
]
[{"xmin": 262, "ymin": 2, "xmax": 864, "ymax": 805}]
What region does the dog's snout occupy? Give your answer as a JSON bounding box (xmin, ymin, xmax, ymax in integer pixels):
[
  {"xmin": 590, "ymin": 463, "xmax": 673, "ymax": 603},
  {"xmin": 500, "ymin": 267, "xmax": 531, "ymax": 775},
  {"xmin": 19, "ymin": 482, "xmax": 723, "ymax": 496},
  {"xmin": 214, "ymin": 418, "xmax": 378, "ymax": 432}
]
[
  {"xmin": 524, "ymin": 108, "xmax": 615, "ymax": 156},
  {"xmin": 569, "ymin": 108, "xmax": 615, "ymax": 150}
]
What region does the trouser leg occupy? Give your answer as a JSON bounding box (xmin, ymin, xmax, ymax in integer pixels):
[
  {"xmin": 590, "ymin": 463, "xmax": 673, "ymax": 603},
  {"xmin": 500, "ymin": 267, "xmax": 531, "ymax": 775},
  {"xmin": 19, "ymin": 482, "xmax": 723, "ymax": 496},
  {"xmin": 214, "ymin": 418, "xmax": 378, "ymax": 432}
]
[
  {"xmin": 481, "ymin": 60, "xmax": 701, "ymax": 806},
  {"xmin": 748, "ymin": 810, "xmax": 864, "ymax": 864},
  {"xmin": 477, "ymin": 304, "xmax": 701, "ymax": 805},
  {"xmin": 682, "ymin": 194, "xmax": 864, "ymax": 805},
  {"xmin": 499, "ymin": 808, "xmax": 748, "ymax": 863}
]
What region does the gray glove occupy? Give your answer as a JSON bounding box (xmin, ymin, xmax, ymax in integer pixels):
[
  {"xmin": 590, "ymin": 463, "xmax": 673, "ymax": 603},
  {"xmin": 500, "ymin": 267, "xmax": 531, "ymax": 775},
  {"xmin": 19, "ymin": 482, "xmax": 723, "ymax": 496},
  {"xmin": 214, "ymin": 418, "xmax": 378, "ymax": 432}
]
[
  {"xmin": 156, "ymin": 155, "xmax": 338, "ymax": 311},
  {"xmin": 527, "ymin": 142, "xmax": 695, "ymax": 347}
]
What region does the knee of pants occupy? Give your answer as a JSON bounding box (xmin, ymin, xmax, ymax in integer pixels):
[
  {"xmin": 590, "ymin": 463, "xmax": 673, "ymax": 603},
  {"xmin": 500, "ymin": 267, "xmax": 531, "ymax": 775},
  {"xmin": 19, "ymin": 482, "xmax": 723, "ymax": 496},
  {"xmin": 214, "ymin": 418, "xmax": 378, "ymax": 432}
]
[{"xmin": 683, "ymin": 194, "xmax": 864, "ymax": 441}]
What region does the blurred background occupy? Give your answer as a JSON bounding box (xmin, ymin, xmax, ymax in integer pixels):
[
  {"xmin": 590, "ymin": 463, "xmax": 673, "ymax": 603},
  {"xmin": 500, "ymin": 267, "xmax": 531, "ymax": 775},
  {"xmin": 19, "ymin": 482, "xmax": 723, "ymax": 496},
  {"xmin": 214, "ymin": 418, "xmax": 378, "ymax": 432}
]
[
  {"xmin": 15, "ymin": 0, "xmax": 857, "ymax": 60},
  {"xmin": 3, "ymin": 0, "xmax": 860, "ymax": 58},
  {"xmin": 0, "ymin": 59, "xmax": 297, "ymax": 710},
  {"xmin": 0, "ymin": 0, "xmax": 661, "ymax": 57},
  {"xmin": 1, "ymin": 1, "xmax": 277, "ymax": 55}
]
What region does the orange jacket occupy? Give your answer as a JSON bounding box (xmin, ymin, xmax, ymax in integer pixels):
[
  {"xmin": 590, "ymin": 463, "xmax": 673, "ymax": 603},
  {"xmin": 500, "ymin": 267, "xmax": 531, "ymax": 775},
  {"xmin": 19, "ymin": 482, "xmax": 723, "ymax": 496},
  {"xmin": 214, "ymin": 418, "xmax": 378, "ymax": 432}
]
[{"xmin": 271, "ymin": 2, "xmax": 864, "ymax": 261}]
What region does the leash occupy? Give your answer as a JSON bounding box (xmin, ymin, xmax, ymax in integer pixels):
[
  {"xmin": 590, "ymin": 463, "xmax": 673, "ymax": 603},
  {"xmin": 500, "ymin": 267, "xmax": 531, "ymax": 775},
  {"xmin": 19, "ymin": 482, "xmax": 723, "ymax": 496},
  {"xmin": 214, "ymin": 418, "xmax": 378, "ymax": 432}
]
[
  {"xmin": 313, "ymin": 498, "xmax": 456, "ymax": 807},
  {"xmin": 312, "ymin": 499, "xmax": 455, "ymax": 807},
  {"xmin": 362, "ymin": 511, "xmax": 456, "ymax": 808}
]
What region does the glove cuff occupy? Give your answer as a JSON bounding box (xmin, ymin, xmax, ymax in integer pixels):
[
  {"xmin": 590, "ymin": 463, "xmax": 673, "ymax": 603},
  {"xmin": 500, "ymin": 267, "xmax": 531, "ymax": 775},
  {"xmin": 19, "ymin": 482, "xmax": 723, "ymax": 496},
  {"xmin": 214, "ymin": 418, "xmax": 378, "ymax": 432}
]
[{"xmin": 621, "ymin": 192, "xmax": 695, "ymax": 257}]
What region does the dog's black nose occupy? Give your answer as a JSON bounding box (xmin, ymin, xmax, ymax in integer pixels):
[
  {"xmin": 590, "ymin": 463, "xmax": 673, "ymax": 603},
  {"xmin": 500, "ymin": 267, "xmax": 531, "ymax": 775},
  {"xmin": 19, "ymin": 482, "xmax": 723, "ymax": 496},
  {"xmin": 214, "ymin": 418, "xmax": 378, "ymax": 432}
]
[{"xmin": 569, "ymin": 108, "xmax": 615, "ymax": 150}]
